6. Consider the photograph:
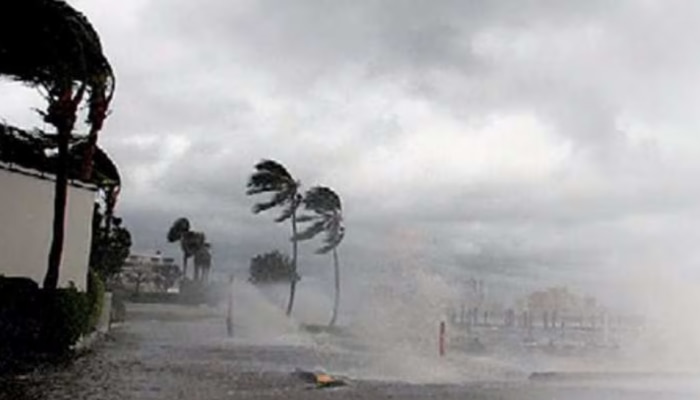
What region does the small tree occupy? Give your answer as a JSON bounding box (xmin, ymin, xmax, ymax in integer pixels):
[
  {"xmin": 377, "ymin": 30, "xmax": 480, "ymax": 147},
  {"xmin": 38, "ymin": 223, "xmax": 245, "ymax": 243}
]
[
  {"xmin": 124, "ymin": 269, "xmax": 148, "ymax": 295},
  {"xmin": 248, "ymin": 250, "xmax": 298, "ymax": 285},
  {"xmin": 89, "ymin": 203, "xmax": 132, "ymax": 282}
]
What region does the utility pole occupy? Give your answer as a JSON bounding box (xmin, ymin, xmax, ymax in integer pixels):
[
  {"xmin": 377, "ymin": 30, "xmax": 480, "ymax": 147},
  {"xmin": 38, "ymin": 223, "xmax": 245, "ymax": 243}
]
[{"xmin": 226, "ymin": 273, "xmax": 234, "ymax": 337}]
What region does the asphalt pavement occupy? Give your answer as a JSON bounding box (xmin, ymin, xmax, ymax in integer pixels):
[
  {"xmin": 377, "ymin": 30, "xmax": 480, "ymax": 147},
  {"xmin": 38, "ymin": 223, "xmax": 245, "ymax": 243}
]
[{"xmin": 1, "ymin": 297, "xmax": 700, "ymax": 399}]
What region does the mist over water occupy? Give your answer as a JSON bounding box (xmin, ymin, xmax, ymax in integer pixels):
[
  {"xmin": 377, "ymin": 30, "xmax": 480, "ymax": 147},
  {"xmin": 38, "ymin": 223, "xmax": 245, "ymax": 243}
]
[
  {"xmin": 615, "ymin": 264, "xmax": 700, "ymax": 373},
  {"xmin": 222, "ymin": 247, "xmax": 700, "ymax": 388}
]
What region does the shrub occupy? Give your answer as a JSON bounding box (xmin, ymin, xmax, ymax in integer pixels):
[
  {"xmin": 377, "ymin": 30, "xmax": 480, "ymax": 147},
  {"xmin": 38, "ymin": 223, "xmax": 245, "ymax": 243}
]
[
  {"xmin": 38, "ymin": 287, "xmax": 90, "ymax": 353},
  {"xmin": 0, "ymin": 276, "xmax": 98, "ymax": 370},
  {"xmin": 0, "ymin": 278, "xmax": 42, "ymax": 361},
  {"xmin": 248, "ymin": 250, "xmax": 299, "ymax": 284}
]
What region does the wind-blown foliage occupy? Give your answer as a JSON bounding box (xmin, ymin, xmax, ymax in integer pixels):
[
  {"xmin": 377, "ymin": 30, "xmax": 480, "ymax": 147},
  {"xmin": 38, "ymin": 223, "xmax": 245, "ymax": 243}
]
[
  {"xmin": 0, "ymin": 0, "xmax": 115, "ymax": 290},
  {"xmin": 167, "ymin": 218, "xmax": 191, "ymax": 243},
  {"xmin": 0, "ymin": 0, "xmax": 115, "ymax": 177},
  {"xmin": 297, "ymin": 187, "xmax": 345, "ymax": 253},
  {"xmin": 246, "ymin": 160, "xmax": 300, "ymax": 221},
  {"xmin": 167, "ymin": 218, "xmax": 206, "ymax": 281},
  {"xmin": 0, "ymin": 1, "xmax": 112, "ymax": 89},
  {"xmin": 295, "ymin": 186, "xmax": 345, "ymax": 326},
  {"xmin": 247, "ymin": 160, "xmax": 301, "ymax": 316}
]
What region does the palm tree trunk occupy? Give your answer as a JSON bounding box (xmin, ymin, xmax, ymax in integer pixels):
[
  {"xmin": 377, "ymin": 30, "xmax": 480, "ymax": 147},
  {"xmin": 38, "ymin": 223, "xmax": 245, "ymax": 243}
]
[
  {"xmin": 43, "ymin": 127, "xmax": 70, "ymax": 290},
  {"xmin": 286, "ymin": 209, "xmax": 298, "ymax": 316},
  {"xmin": 182, "ymin": 253, "xmax": 188, "ymax": 280},
  {"xmin": 43, "ymin": 85, "xmax": 84, "ymax": 290},
  {"xmin": 329, "ymin": 247, "xmax": 340, "ymax": 327}
]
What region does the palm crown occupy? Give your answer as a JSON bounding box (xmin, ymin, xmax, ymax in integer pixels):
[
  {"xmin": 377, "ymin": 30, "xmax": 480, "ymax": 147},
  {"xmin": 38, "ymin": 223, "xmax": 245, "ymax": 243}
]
[
  {"xmin": 247, "ymin": 159, "xmax": 302, "ymax": 316},
  {"xmin": 246, "ymin": 159, "xmax": 301, "ymax": 222},
  {"xmin": 167, "ymin": 217, "xmax": 206, "ymax": 280},
  {"xmin": 296, "ymin": 186, "xmax": 345, "ymax": 253}
]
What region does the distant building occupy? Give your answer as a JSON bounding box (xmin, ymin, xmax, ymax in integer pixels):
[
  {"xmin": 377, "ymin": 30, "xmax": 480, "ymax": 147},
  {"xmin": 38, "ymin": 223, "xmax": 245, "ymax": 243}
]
[{"xmin": 119, "ymin": 252, "xmax": 180, "ymax": 293}]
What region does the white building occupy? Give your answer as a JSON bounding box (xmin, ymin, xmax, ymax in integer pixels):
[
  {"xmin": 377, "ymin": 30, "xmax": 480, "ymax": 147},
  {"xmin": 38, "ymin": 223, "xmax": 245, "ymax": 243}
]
[
  {"xmin": 119, "ymin": 252, "xmax": 179, "ymax": 293},
  {"xmin": 0, "ymin": 124, "xmax": 120, "ymax": 291},
  {"xmin": 0, "ymin": 164, "xmax": 96, "ymax": 290}
]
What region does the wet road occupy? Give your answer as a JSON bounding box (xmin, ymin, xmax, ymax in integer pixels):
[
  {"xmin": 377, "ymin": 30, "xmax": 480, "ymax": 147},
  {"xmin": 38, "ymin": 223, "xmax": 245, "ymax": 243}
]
[{"xmin": 1, "ymin": 302, "xmax": 700, "ymax": 399}]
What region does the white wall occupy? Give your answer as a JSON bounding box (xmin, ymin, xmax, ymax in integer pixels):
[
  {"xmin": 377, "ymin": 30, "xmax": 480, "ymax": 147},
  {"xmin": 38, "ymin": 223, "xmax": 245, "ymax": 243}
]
[{"xmin": 0, "ymin": 166, "xmax": 95, "ymax": 290}]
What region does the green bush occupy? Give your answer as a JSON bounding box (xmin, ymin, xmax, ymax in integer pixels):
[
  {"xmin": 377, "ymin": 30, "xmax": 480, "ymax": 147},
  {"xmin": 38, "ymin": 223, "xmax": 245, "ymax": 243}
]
[
  {"xmin": 0, "ymin": 276, "xmax": 99, "ymax": 371},
  {"xmin": 0, "ymin": 278, "xmax": 42, "ymax": 360},
  {"xmin": 38, "ymin": 288, "xmax": 90, "ymax": 353}
]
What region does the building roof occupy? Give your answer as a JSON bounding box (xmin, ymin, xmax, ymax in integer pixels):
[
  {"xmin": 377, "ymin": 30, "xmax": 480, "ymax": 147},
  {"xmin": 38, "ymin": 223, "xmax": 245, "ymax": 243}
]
[{"xmin": 0, "ymin": 122, "xmax": 120, "ymax": 187}]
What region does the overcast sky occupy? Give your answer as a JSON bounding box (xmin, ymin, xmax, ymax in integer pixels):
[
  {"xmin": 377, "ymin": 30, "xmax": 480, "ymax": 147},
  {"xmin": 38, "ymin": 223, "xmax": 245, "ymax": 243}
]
[{"xmin": 3, "ymin": 0, "xmax": 700, "ymax": 307}]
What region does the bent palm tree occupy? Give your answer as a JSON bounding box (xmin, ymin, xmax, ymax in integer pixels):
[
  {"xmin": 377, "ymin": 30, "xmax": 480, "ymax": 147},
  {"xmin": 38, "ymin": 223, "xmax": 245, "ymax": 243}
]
[
  {"xmin": 0, "ymin": 0, "xmax": 115, "ymax": 289},
  {"xmin": 194, "ymin": 243, "xmax": 212, "ymax": 282},
  {"xmin": 167, "ymin": 218, "xmax": 206, "ymax": 280},
  {"xmin": 246, "ymin": 160, "xmax": 301, "ymax": 316},
  {"xmin": 295, "ymin": 186, "xmax": 345, "ymax": 326}
]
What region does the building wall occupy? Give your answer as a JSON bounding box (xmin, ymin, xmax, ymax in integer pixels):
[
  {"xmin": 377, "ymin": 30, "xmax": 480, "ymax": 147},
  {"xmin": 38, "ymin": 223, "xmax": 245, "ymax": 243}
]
[{"xmin": 0, "ymin": 167, "xmax": 95, "ymax": 290}]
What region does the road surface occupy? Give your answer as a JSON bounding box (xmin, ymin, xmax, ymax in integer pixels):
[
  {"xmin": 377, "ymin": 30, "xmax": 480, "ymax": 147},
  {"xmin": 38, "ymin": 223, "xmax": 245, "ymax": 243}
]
[{"xmin": 1, "ymin": 296, "xmax": 699, "ymax": 399}]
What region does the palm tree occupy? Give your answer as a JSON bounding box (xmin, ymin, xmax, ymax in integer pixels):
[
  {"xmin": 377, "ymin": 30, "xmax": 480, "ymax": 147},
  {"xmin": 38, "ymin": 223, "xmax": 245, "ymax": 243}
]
[
  {"xmin": 167, "ymin": 218, "xmax": 206, "ymax": 280},
  {"xmin": 246, "ymin": 160, "xmax": 301, "ymax": 316},
  {"xmin": 295, "ymin": 186, "xmax": 345, "ymax": 326},
  {"xmin": 194, "ymin": 242, "xmax": 212, "ymax": 282},
  {"xmin": 0, "ymin": 0, "xmax": 115, "ymax": 289}
]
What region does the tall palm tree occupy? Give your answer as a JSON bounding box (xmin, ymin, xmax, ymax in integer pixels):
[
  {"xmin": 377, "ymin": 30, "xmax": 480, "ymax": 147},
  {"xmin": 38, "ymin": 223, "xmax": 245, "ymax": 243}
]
[
  {"xmin": 246, "ymin": 160, "xmax": 301, "ymax": 316},
  {"xmin": 167, "ymin": 218, "xmax": 206, "ymax": 280},
  {"xmin": 0, "ymin": 0, "xmax": 115, "ymax": 290},
  {"xmin": 295, "ymin": 186, "xmax": 345, "ymax": 326},
  {"xmin": 194, "ymin": 243, "xmax": 212, "ymax": 282}
]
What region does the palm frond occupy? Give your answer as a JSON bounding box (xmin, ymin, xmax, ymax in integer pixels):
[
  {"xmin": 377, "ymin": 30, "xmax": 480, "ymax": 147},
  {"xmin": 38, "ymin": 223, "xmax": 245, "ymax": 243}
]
[
  {"xmin": 246, "ymin": 160, "xmax": 295, "ymax": 193},
  {"xmin": 0, "ymin": 0, "xmax": 112, "ymax": 86},
  {"xmin": 303, "ymin": 186, "xmax": 341, "ymax": 215},
  {"xmin": 247, "ymin": 159, "xmax": 300, "ymax": 222},
  {"xmin": 274, "ymin": 204, "xmax": 294, "ymax": 223},
  {"xmin": 294, "ymin": 220, "xmax": 326, "ymax": 242},
  {"xmin": 296, "ymin": 186, "xmax": 345, "ymax": 253},
  {"xmin": 255, "ymin": 159, "xmax": 294, "ymax": 180},
  {"xmin": 316, "ymin": 226, "xmax": 345, "ymax": 254},
  {"xmin": 167, "ymin": 217, "xmax": 190, "ymax": 242},
  {"xmin": 252, "ymin": 190, "xmax": 290, "ymax": 214},
  {"xmin": 296, "ymin": 214, "xmax": 318, "ymax": 223},
  {"xmin": 246, "ymin": 173, "xmax": 288, "ymax": 194},
  {"xmin": 0, "ymin": 1, "xmax": 116, "ymax": 182}
]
